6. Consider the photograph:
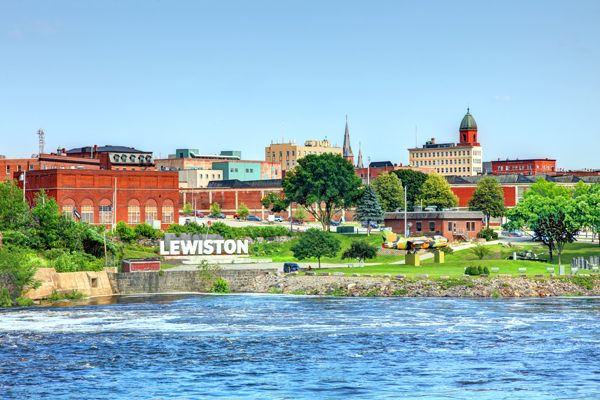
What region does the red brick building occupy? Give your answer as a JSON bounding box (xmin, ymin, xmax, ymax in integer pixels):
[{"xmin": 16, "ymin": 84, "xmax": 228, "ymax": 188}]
[
  {"xmin": 355, "ymin": 161, "xmax": 435, "ymax": 183},
  {"xmin": 1, "ymin": 154, "xmax": 100, "ymax": 181},
  {"xmin": 492, "ymin": 158, "xmax": 556, "ymax": 175},
  {"xmin": 65, "ymin": 145, "xmax": 155, "ymax": 171},
  {"xmin": 384, "ymin": 209, "xmax": 485, "ymax": 242},
  {"xmin": 181, "ymin": 179, "xmax": 355, "ymax": 222},
  {"xmin": 18, "ymin": 169, "xmax": 179, "ymax": 228}
]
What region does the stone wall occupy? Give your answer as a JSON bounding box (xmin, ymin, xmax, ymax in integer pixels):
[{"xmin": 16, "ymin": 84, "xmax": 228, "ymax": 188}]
[{"xmin": 108, "ymin": 269, "xmax": 277, "ymax": 295}]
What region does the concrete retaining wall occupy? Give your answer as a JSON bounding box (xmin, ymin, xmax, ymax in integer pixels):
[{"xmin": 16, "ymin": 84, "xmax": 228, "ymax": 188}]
[
  {"xmin": 108, "ymin": 269, "xmax": 277, "ymax": 294},
  {"xmin": 24, "ymin": 268, "xmax": 114, "ymax": 300}
]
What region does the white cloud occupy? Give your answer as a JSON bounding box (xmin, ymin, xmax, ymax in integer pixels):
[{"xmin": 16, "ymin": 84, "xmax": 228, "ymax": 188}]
[
  {"xmin": 492, "ymin": 95, "xmax": 518, "ymax": 102},
  {"xmin": 6, "ymin": 25, "xmax": 23, "ymax": 39}
]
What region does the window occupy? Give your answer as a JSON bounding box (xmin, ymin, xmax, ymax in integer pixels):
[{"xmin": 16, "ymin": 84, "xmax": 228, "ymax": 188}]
[
  {"xmin": 62, "ymin": 205, "xmax": 74, "ymax": 220},
  {"xmin": 218, "ymin": 174, "xmax": 220, "ymax": 178},
  {"xmin": 250, "ymin": 169, "xmax": 253, "ymax": 173},
  {"xmin": 467, "ymin": 167, "xmax": 470, "ymax": 172},
  {"xmin": 416, "ymin": 221, "xmax": 422, "ymax": 231},
  {"xmin": 429, "ymin": 222, "xmax": 435, "ymax": 232},
  {"xmin": 99, "ymin": 205, "xmax": 112, "ymax": 224},
  {"xmin": 128, "ymin": 205, "xmax": 140, "ymax": 224},
  {"xmin": 6, "ymin": 166, "xmax": 9, "ymax": 174},
  {"xmin": 44, "ymin": 165, "xmax": 48, "ymax": 170},
  {"xmin": 162, "ymin": 201, "xmax": 174, "ymax": 224},
  {"xmin": 448, "ymin": 222, "xmax": 452, "ymax": 231},
  {"xmin": 235, "ymin": 168, "xmax": 238, "ymax": 172},
  {"xmin": 17, "ymin": 165, "xmax": 22, "ymax": 172},
  {"xmin": 81, "ymin": 202, "xmax": 94, "ymax": 223},
  {"xmin": 292, "ymin": 151, "xmax": 295, "ymax": 156},
  {"xmin": 245, "ymin": 169, "xmax": 249, "ymax": 173},
  {"xmin": 279, "ymin": 151, "xmax": 282, "ymax": 156},
  {"xmin": 230, "ymin": 168, "xmax": 234, "ymax": 172},
  {"xmin": 466, "ymin": 222, "xmax": 471, "ymax": 232},
  {"xmin": 467, "ymin": 151, "xmax": 470, "ymax": 155},
  {"xmin": 287, "ymin": 160, "xmax": 290, "ymax": 165},
  {"xmin": 212, "ymin": 174, "xmax": 215, "ymax": 178},
  {"xmin": 287, "ymin": 151, "xmax": 289, "ymax": 156},
  {"xmin": 29, "ymin": 165, "xmax": 34, "ymax": 171},
  {"xmin": 145, "ymin": 205, "xmax": 157, "ymax": 222},
  {"xmin": 292, "ymin": 161, "xmax": 295, "ymax": 166},
  {"xmin": 304, "ymin": 151, "xmax": 306, "ymax": 156}
]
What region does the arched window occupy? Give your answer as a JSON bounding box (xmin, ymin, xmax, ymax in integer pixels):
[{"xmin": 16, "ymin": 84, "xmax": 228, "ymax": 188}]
[
  {"xmin": 463, "ymin": 134, "xmax": 467, "ymax": 142},
  {"xmin": 162, "ymin": 199, "xmax": 174, "ymax": 224},
  {"xmin": 81, "ymin": 198, "xmax": 94, "ymax": 224},
  {"xmin": 128, "ymin": 199, "xmax": 141, "ymax": 224},
  {"xmin": 145, "ymin": 199, "xmax": 157, "ymax": 223},
  {"xmin": 473, "ymin": 134, "xmax": 476, "ymax": 142},
  {"xmin": 62, "ymin": 198, "xmax": 76, "ymax": 220},
  {"xmin": 99, "ymin": 199, "xmax": 112, "ymax": 224}
]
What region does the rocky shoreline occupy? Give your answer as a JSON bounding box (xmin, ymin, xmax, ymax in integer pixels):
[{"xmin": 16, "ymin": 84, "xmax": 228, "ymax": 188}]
[{"xmin": 237, "ymin": 274, "xmax": 600, "ymax": 298}]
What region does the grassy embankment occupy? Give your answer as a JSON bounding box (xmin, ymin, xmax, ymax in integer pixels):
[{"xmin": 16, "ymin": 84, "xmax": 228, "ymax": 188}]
[
  {"xmin": 250, "ymin": 233, "xmax": 404, "ymax": 265},
  {"xmin": 304, "ymin": 242, "xmax": 600, "ymax": 279}
]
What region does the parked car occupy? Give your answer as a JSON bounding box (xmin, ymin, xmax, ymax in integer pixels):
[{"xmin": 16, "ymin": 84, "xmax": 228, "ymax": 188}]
[
  {"xmin": 283, "ymin": 262, "xmax": 300, "ymax": 273},
  {"xmin": 288, "ymin": 217, "xmax": 304, "ymax": 225},
  {"xmin": 501, "ymin": 229, "xmax": 524, "ymax": 237},
  {"xmin": 193, "ymin": 211, "xmax": 204, "ymax": 217},
  {"xmin": 361, "ymin": 221, "xmax": 379, "ymax": 229},
  {"xmin": 208, "ymin": 213, "xmax": 226, "ymax": 219},
  {"xmin": 330, "ymin": 219, "xmax": 340, "ymax": 226},
  {"xmin": 245, "ymin": 215, "xmax": 262, "ymax": 222},
  {"xmin": 273, "ymin": 215, "xmax": 284, "ymax": 222}
]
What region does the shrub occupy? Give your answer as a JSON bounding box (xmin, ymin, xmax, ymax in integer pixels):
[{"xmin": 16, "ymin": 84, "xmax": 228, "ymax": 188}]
[
  {"xmin": 478, "ymin": 265, "xmax": 484, "ymax": 275},
  {"xmin": 341, "ymin": 240, "xmax": 378, "ymax": 262},
  {"xmin": 116, "ymin": 221, "xmax": 137, "ymax": 241},
  {"xmin": 44, "ymin": 289, "xmax": 86, "ymax": 301},
  {"xmin": 268, "ymin": 287, "xmax": 284, "ymax": 294},
  {"xmin": 209, "ymin": 277, "xmax": 231, "ymax": 293},
  {"xmin": 440, "ymin": 246, "xmax": 454, "ymax": 255},
  {"xmin": 135, "ymin": 223, "xmax": 157, "ymax": 239},
  {"xmin": 249, "ymin": 242, "xmax": 282, "ymax": 256},
  {"xmin": 477, "ymin": 227, "xmax": 498, "ymax": 241},
  {"xmin": 290, "ymin": 289, "xmax": 306, "ymax": 295},
  {"xmin": 393, "ymin": 289, "xmax": 408, "ymax": 295},
  {"xmin": 484, "ymin": 266, "xmax": 491, "ymax": 275},
  {"xmin": 0, "ymin": 248, "xmax": 42, "ymax": 305},
  {"xmin": 15, "ymin": 297, "xmax": 34, "ymax": 306},
  {"xmin": 471, "ymin": 243, "xmax": 493, "ymax": 260},
  {"xmin": 465, "ymin": 266, "xmax": 480, "ymax": 276}
]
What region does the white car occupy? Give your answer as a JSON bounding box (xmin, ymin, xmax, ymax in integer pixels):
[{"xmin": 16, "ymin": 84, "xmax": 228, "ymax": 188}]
[{"xmin": 501, "ymin": 230, "xmax": 524, "ymax": 237}]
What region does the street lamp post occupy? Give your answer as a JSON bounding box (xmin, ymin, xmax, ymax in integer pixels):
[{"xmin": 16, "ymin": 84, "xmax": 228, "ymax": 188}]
[{"xmin": 404, "ymin": 185, "xmax": 407, "ymax": 238}]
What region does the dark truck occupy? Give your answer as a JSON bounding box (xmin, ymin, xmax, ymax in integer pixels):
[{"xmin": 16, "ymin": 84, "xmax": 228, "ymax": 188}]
[{"xmin": 283, "ymin": 263, "xmax": 300, "ymax": 273}]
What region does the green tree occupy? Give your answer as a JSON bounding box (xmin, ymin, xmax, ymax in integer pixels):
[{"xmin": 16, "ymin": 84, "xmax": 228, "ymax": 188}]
[
  {"xmin": 30, "ymin": 191, "xmax": 61, "ymax": 250},
  {"xmin": 0, "ymin": 248, "xmax": 42, "ymax": 306},
  {"xmin": 574, "ymin": 183, "xmax": 600, "ymax": 247},
  {"xmin": 261, "ymin": 192, "xmax": 289, "ymax": 214},
  {"xmin": 504, "ymin": 196, "xmax": 580, "ymax": 264},
  {"xmin": 372, "ymin": 171, "xmax": 404, "ymax": 212},
  {"xmin": 116, "ymin": 220, "xmax": 137, "ymax": 242},
  {"xmin": 341, "ymin": 239, "xmax": 378, "ymax": 262},
  {"xmin": 354, "ymin": 185, "xmax": 384, "ymax": 236},
  {"xmin": 390, "ymin": 169, "xmax": 428, "ymax": 208},
  {"xmin": 282, "ymin": 153, "xmax": 363, "ymax": 230},
  {"xmin": 470, "ymin": 243, "xmax": 492, "ymax": 260},
  {"xmin": 182, "ymin": 202, "xmax": 193, "ymax": 215},
  {"xmin": 0, "ymin": 180, "xmax": 30, "ymax": 231},
  {"xmin": 135, "ymin": 223, "xmax": 157, "ymax": 239},
  {"xmin": 467, "ymin": 177, "xmax": 506, "ymax": 228},
  {"xmin": 294, "ymin": 206, "xmax": 308, "ymax": 221},
  {"xmin": 235, "ymin": 202, "xmax": 250, "ymax": 219},
  {"xmin": 290, "ymin": 228, "xmax": 341, "ymax": 268},
  {"xmin": 210, "ymin": 202, "xmax": 222, "ymax": 216},
  {"xmin": 420, "ymin": 173, "xmax": 459, "ymax": 210},
  {"xmin": 523, "ymin": 177, "xmax": 571, "ymax": 199}
]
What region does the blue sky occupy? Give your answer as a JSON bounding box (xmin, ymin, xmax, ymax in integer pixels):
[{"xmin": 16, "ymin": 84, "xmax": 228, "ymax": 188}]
[{"xmin": 1, "ymin": 1, "xmax": 599, "ymax": 169}]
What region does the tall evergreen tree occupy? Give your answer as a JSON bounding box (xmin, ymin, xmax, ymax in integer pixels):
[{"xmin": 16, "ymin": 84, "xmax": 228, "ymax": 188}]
[{"xmin": 354, "ymin": 185, "xmax": 384, "ymax": 236}]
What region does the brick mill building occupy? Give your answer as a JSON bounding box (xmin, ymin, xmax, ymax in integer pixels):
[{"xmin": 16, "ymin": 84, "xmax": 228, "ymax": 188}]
[
  {"xmin": 18, "ymin": 169, "xmax": 179, "ymax": 228},
  {"xmin": 1, "ymin": 153, "xmax": 100, "ymax": 181},
  {"xmin": 491, "ymin": 158, "xmax": 556, "ymax": 175},
  {"xmin": 65, "ymin": 145, "xmax": 156, "ymax": 171}
]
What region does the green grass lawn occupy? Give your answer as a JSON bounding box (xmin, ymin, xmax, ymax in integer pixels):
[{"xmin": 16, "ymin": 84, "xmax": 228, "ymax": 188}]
[
  {"xmin": 251, "ymin": 232, "xmax": 403, "ymax": 265},
  {"xmin": 424, "ymin": 242, "xmax": 600, "ymax": 266},
  {"xmin": 305, "ymin": 260, "xmax": 557, "ymax": 279}
]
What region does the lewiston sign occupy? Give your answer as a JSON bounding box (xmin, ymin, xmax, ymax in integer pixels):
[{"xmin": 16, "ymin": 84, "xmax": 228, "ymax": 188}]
[{"xmin": 159, "ymin": 239, "xmax": 249, "ymax": 256}]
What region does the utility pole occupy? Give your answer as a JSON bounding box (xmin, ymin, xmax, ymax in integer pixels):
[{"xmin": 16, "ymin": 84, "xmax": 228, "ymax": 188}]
[
  {"xmin": 367, "ymin": 156, "xmax": 371, "ymax": 185},
  {"xmin": 404, "ymin": 186, "xmax": 407, "ymax": 238},
  {"xmin": 22, "ymin": 170, "xmax": 26, "ymax": 203}
]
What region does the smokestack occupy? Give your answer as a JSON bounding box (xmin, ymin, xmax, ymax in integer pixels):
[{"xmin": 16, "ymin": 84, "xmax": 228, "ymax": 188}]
[{"xmin": 431, "ymin": 138, "xmax": 436, "ymax": 144}]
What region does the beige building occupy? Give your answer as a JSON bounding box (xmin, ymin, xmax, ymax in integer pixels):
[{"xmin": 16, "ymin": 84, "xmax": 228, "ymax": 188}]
[
  {"xmin": 408, "ymin": 139, "xmax": 483, "ymax": 177},
  {"xmin": 178, "ymin": 169, "xmax": 223, "ymax": 188},
  {"xmin": 408, "ymin": 109, "xmax": 483, "ymax": 177},
  {"xmin": 265, "ymin": 140, "xmax": 343, "ymax": 171}
]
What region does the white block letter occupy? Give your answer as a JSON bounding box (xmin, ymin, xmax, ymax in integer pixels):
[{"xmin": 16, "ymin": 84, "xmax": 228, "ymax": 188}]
[
  {"xmin": 236, "ymin": 239, "xmax": 248, "ymax": 254},
  {"xmin": 204, "ymin": 240, "xmax": 214, "ymax": 255},
  {"xmin": 224, "ymin": 240, "xmax": 236, "ymax": 254},
  {"xmin": 213, "ymin": 240, "xmax": 224, "ymax": 254},
  {"xmin": 180, "ymin": 240, "xmax": 198, "ymax": 255},
  {"xmin": 159, "ymin": 241, "xmax": 169, "ymax": 256},
  {"xmin": 170, "ymin": 240, "xmax": 180, "ymax": 256}
]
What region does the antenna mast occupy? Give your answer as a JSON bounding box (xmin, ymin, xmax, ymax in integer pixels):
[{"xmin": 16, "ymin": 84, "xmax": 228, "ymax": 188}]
[{"xmin": 37, "ymin": 128, "xmax": 45, "ymax": 156}]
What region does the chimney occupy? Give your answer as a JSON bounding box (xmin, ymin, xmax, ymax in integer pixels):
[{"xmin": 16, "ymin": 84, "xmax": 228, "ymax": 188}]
[
  {"xmin": 394, "ymin": 163, "xmax": 397, "ymax": 167},
  {"xmin": 498, "ymin": 158, "xmax": 501, "ymax": 161},
  {"xmin": 94, "ymin": 145, "xmax": 98, "ymax": 152},
  {"xmin": 431, "ymin": 138, "xmax": 436, "ymax": 144}
]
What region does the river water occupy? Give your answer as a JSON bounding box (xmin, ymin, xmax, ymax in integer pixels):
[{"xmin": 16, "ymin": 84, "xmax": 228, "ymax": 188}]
[{"xmin": 1, "ymin": 294, "xmax": 600, "ymax": 399}]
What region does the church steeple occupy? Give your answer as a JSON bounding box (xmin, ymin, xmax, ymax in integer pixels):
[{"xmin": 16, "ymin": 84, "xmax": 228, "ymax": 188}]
[
  {"xmin": 356, "ymin": 142, "xmax": 363, "ymax": 169},
  {"xmin": 343, "ymin": 115, "xmax": 354, "ymax": 164}
]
